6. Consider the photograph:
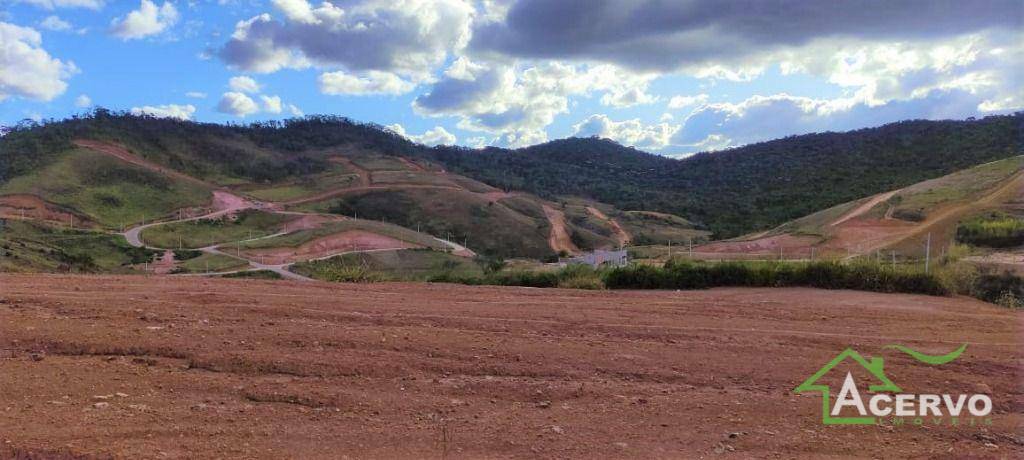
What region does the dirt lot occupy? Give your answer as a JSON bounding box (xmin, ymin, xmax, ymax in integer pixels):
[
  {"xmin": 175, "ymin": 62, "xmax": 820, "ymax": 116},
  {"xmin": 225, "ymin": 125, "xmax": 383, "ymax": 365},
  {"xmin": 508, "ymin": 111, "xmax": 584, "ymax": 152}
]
[{"xmin": 0, "ymin": 275, "xmax": 1020, "ymax": 459}]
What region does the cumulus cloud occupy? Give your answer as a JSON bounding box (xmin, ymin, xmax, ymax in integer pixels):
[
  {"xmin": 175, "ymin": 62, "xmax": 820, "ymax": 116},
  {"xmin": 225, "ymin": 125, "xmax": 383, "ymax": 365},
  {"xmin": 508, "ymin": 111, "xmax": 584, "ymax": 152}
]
[
  {"xmin": 216, "ymin": 91, "xmax": 259, "ymax": 117},
  {"xmin": 130, "ymin": 103, "xmax": 195, "ymax": 120},
  {"xmin": 228, "ymin": 75, "xmax": 260, "ymax": 93},
  {"xmin": 668, "ymin": 94, "xmax": 709, "ymax": 110},
  {"xmin": 219, "ymin": 0, "xmax": 474, "ymax": 82},
  {"xmin": 74, "ymin": 94, "xmax": 91, "ymax": 107},
  {"xmin": 286, "ymin": 103, "xmax": 303, "ymax": 117},
  {"xmin": 0, "ymin": 22, "xmax": 77, "ymax": 102},
  {"xmin": 572, "ymin": 114, "xmax": 679, "ymax": 150},
  {"xmin": 413, "ymin": 58, "xmax": 662, "ymax": 147},
  {"xmin": 260, "ymin": 94, "xmax": 282, "ymax": 113},
  {"xmin": 318, "ymin": 70, "xmax": 416, "ymax": 96},
  {"xmin": 387, "ymin": 123, "xmax": 457, "ymax": 146},
  {"xmin": 470, "ymin": 0, "xmax": 1021, "ymax": 72},
  {"xmin": 110, "ymin": 0, "xmax": 178, "ymax": 40}
]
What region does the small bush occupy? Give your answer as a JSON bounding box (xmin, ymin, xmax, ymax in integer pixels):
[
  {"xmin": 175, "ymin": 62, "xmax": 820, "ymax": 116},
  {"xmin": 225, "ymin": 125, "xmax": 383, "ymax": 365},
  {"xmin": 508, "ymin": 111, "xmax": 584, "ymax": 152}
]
[
  {"xmin": 318, "ymin": 266, "xmax": 387, "ymax": 283},
  {"xmin": 971, "ymin": 270, "xmax": 1024, "ymax": 306},
  {"xmin": 956, "ymin": 212, "xmax": 1024, "ymax": 248}
]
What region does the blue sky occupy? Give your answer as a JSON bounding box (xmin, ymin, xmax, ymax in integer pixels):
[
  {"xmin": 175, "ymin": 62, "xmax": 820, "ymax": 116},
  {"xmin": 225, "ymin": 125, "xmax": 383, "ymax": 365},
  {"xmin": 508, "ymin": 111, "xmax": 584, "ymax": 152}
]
[{"xmin": 1, "ymin": 0, "xmax": 1020, "ymax": 156}]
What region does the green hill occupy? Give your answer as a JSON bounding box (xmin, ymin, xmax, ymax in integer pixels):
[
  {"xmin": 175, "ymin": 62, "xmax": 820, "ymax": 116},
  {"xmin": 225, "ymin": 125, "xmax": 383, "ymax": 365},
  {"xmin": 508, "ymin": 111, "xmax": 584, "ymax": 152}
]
[{"xmin": 1, "ymin": 110, "xmax": 1018, "ymax": 266}]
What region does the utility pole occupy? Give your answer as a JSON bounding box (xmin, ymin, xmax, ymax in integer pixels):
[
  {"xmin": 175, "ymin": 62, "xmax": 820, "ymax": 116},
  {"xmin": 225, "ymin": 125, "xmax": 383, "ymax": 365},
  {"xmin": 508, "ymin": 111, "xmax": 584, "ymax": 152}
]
[
  {"xmin": 810, "ymin": 247, "xmax": 815, "ymax": 261},
  {"xmin": 924, "ymin": 232, "xmax": 932, "ymax": 274},
  {"xmin": 668, "ymin": 240, "xmax": 672, "ymax": 259},
  {"xmin": 688, "ymin": 237, "xmax": 693, "ymax": 259},
  {"xmin": 891, "ymin": 250, "xmax": 896, "ymax": 270}
]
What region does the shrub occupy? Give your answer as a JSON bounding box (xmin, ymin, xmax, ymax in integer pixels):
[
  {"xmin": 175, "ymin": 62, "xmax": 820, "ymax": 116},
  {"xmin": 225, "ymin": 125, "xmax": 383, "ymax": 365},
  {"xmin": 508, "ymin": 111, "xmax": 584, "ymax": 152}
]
[
  {"xmin": 971, "ymin": 270, "xmax": 1024, "ymax": 307},
  {"xmin": 604, "ymin": 260, "xmax": 949, "ymax": 296},
  {"xmin": 956, "ymin": 212, "xmax": 1024, "ymax": 248}
]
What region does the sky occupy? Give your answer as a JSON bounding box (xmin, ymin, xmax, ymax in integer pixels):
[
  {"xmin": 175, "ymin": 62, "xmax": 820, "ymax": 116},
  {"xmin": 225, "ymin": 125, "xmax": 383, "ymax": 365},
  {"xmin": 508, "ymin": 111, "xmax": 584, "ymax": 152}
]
[{"xmin": 0, "ymin": 0, "xmax": 1021, "ymax": 156}]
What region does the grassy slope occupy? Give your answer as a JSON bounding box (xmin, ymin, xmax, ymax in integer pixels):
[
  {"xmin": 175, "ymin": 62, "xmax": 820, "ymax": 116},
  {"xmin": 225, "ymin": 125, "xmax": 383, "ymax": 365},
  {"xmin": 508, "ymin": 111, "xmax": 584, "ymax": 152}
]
[
  {"xmin": 302, "ymin": 189, "xmax": 555, "ymax": 258},
  {"xmin": 236, "ymin": 219, "xmax": 446, "ymax": 251},
  {"xmin": 293, "ymin": 248, "xmax": 483, "ymax": 281},
  {"xmin": 0, "ymin": 219, "xmax": 155, "ymax": 273},
  {"xmin": 0, "ymin": 148, "xmax": 210, "ymax": 228},
  {"xmin": 140, "ymin": 209, "xmax": 290, "ymax": 249},
  {"xmin": 177, "ymin": 252, "xmax": 250, "ymax": 273},
  {"xmin": 888, "ymin": 156, "xmax": 1023, "ymax": 220}
]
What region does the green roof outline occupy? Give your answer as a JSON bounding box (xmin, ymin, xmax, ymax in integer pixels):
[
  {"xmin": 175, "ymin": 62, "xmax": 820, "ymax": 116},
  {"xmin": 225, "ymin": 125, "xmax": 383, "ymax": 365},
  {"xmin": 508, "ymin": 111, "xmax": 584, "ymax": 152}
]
[{"xmin": 794, "ymin": 348, "xmax": 901, "ymax": 425}]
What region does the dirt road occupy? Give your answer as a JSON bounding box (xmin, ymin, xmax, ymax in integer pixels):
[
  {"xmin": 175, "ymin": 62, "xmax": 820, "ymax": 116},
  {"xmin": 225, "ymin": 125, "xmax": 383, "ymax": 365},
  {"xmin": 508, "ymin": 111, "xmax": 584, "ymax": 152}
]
[
  {"xmin": 541, "ymin": 204, "xmax": 579, "ymax": 255},
  {"xmin": 585, "ymin": 206, "xmax": 631, "ymax": 247},
  {"xmin": 0, "ymin": 275, "xmax": 1019, "ymax": 459}
]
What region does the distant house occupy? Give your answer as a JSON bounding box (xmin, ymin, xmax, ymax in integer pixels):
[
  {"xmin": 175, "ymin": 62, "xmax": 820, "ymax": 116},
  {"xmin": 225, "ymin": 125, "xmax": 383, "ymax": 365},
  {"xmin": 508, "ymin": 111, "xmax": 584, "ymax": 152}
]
[{"xmin": 562, "ymin": 249, "xmax": 629, "ymax": 268}]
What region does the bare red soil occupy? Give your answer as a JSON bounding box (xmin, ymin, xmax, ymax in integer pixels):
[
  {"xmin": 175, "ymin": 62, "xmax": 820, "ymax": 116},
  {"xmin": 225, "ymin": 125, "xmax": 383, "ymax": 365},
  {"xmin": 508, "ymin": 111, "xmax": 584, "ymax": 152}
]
[
  {"xmin": 240, "ymin": 230, "xmax": 419, "ymax": 265},
  {"xmin": 0, "ymin": 275, "xmax": 1020, "ymax": 459},
  {"xmin": 0, "ymin": 195, "xmax": 92, "ymax": 228},
  {"xmin": 542, "ymin": 204, "xmax": 579, "ymax": 255}
]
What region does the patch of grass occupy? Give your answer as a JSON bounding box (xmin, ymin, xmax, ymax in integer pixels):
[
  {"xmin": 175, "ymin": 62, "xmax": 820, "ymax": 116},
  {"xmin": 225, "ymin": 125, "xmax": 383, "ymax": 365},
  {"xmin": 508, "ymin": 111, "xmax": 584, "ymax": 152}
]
[
  {"xmin": 351, "ymin": 155, "xmax": 410, "ymax": 171},
  {"xmin": 956, "ymin": 211, "xmax": 1024, "ymax": 248},
  {"xmin": 176, "ymin": 252, "xmax": 249, "ymax": 273},
  {"xmin": 370, "ymin": 171, "xmax": 457, "ymax": 187},
  {"xmin": 619, "ymin": 210, "xmax": 711, "ymax": 245},
  {"xmin": 889, "ymin": 156, "xmax": 1023, "ymax": 220},
  {"xmin": 0, "ymin": 219, "xmax": 156, "ymax": 273},
  {"xmin": 140, "ymin": 209, "xmax": 289, "ymax": 249},
  {"xmin": 222, "ymin": 269, "xmax": 282, "ymax": 280},
  {"xmin": 308, "ymin": 188, "xmax": 554, "ymax": 259},
  {"xmin": 243, "ymin": 171, "xmax": 358, "ymax": 201},
  {"xmin": 293, "ymin": 248, "xmax": 482, "ymax": 281},
  {"xmin": 0, "ymin": 149, "xmax": 211, "ymax": 229},
  {"xmin": 237, "ymin": 218, "xmax": 445, "ymax": 251}
]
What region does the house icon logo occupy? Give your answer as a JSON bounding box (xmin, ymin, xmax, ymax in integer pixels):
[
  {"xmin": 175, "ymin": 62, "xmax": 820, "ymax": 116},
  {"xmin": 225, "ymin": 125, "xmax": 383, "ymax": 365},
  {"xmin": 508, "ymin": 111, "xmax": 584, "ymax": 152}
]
[{"xmin": 793, "ymin": 344, "xmax": 992, "ymax": 426}]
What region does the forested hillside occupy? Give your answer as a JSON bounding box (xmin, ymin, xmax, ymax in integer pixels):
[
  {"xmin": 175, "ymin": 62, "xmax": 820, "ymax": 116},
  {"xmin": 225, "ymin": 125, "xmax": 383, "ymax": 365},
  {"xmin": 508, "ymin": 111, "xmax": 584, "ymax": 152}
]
[
  {"xmin": 3, "ymin": 110, "xmax": 1020, "ymax": 238},
  {"xmin": 429, "ymin": 115, "xmax": 1022, "ymax": 237}
]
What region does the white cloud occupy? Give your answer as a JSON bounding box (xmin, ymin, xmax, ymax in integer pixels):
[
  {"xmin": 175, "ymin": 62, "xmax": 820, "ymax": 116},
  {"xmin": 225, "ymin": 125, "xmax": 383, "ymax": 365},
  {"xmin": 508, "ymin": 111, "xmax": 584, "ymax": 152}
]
[
  {"xmin": 216, "ymin": 91, "xmax": 259, "ymax": 117},
  {"xmin": 0, "ymin": 22, "xmax": 78, "ymax": 102},
  {"xmin": 572, "ymin": 114, "xmax": 679, "ymax": 150},
  {"xmin": 387, "ymin": 124, "xmax": 457, "ymax": 146},
  {"xmin": 16, "ymin": 0, "xmax": 104, "ymax": 9},
  {"xmin": 286, "ymin": 103, "xmax": 303, "ymax": 117},
  {"xmin": 667, "ymin": 93, "xmax": 709, "ymax": 110},
  {"xmin": 39, "ymin": 15, "xmax": 72, "ymax": 31},
  {"xmin": 260, "ymin": 94, "xmax": 282, "ymax": 113},
  {"xmin": 414, "ymin": 58, "xmax": 664, "ymax": 147},
  {"xmin": 74, "ymin": 94, "xmax": 91, "ymax": 107},
  {"xmin": 659, "ymin": 112, "xmax": 673, "ymax": 122},
  {"xmin": 228, "ymin": 75, "xmax": 260, "ymax": 93},
  {"xmin": 130, "ymin": 103, "xmax": 195, "ymax": 120},
  {"xmin": 185, "ymin": 91, "xmax": 206, "ymax": 98},
  {"xmin": 219, "ymin": 0, "xmax": 474, "ymax": 82},
  {"xmin": 318, "ymin": 70, "xmax": 416, "ymax": 96},
  {"xmin": 110, "ymin": 0, "xmax": 178, "ymax": 40},
  {"xmin": 600, "ymin": 86, "xmax": 658, "ymax": 108}
]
